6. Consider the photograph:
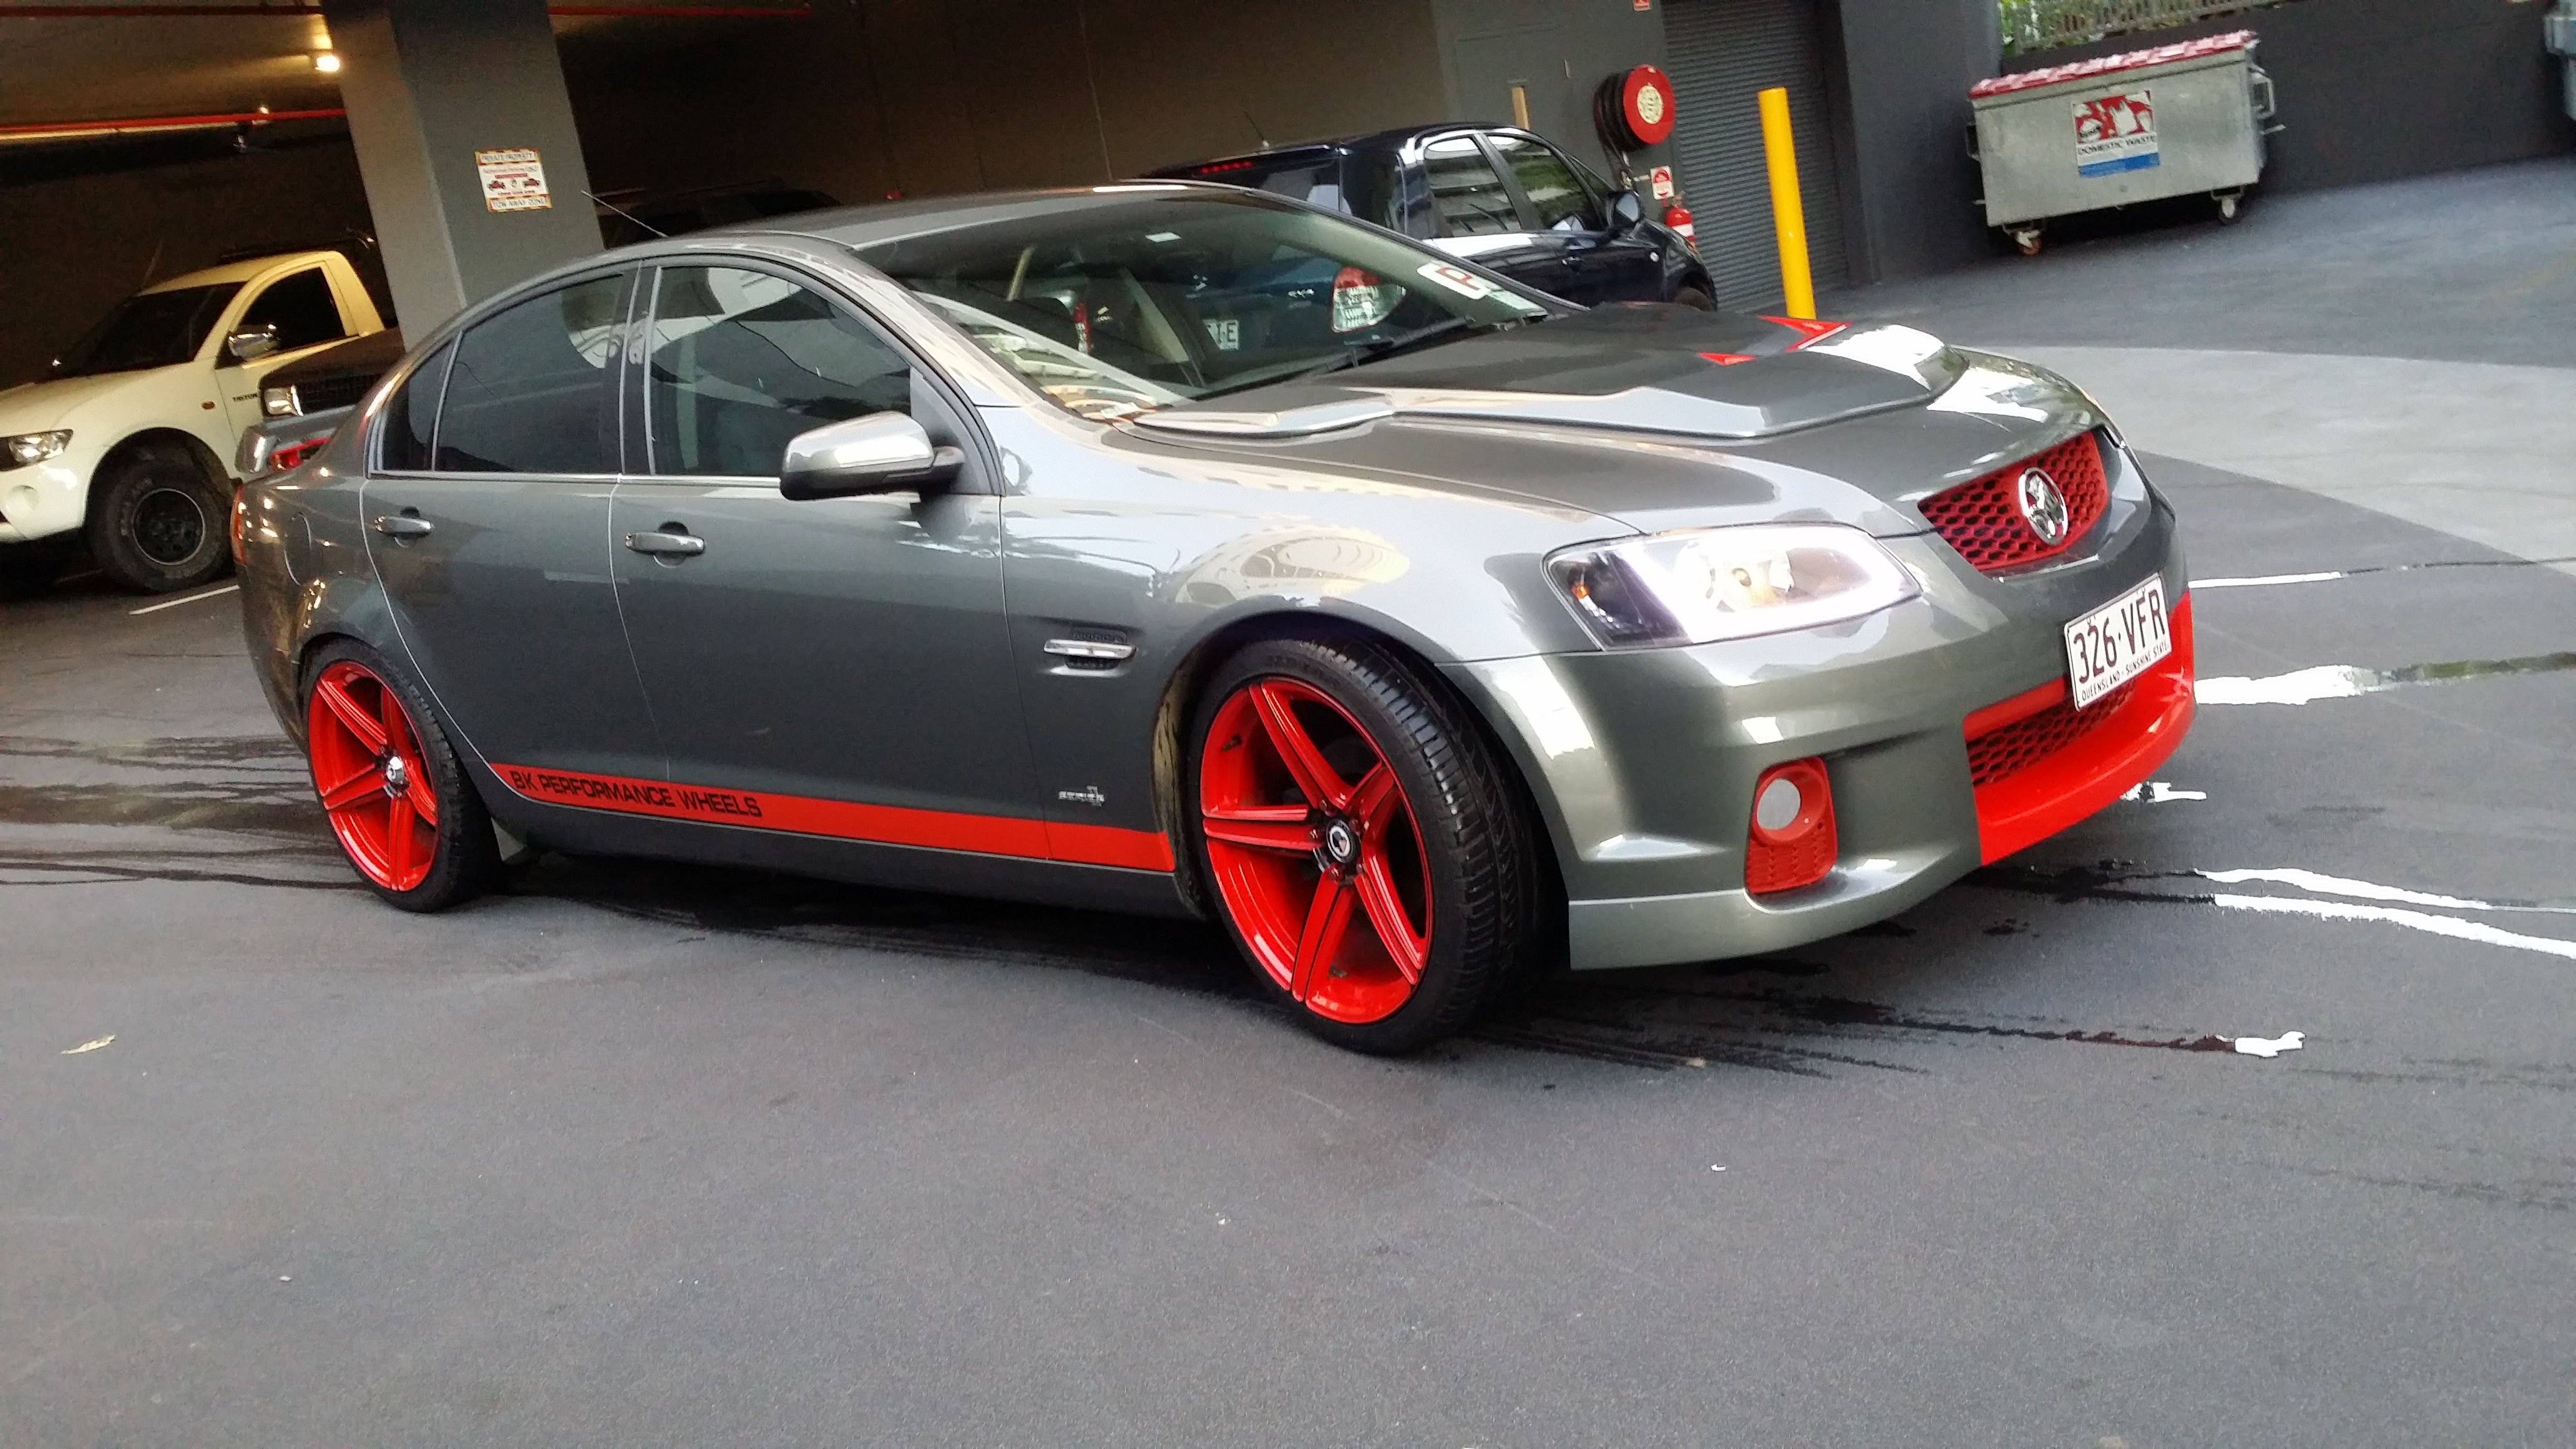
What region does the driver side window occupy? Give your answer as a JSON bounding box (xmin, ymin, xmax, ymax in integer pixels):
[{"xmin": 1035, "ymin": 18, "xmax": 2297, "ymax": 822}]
[
  {"xmin": 1422, "ymin": 135, "xmax": 1525, "ymax": 237},
  {"xmin": 237, "ymin": 267, "xmax": 349, "ymax": 354},
  {"xmin": 643, "ymin": 265, "xmax": 912, "ymax": 478},
  {"xmin": 1486, "ymin": 135, "xmax": 1603, "ymax": 234}
]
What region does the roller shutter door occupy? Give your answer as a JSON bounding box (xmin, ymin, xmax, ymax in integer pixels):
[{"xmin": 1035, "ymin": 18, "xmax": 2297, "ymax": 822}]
[{"xmin": 1662, "ymin": 0, "xmax": 1849, "ymax": 308}]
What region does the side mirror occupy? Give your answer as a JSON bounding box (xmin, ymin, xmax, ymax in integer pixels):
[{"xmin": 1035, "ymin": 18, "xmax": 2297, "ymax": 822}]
[
  {"xmin": 225, "ymin": 323, "xmax": 281, "ymax": 363},
  {"xmin": 779, "ymin": 411, "xmax": 964, "ymax": 500},
  {"xmin": 1608, "ymin": 190, "xmax": 1646, "ymax": 231}
]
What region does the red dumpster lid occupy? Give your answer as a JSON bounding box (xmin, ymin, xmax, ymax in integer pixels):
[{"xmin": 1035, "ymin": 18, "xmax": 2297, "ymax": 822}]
[{"xmin": 1971, "ymin": 29, "xmax": 2258, "ymax": 98}]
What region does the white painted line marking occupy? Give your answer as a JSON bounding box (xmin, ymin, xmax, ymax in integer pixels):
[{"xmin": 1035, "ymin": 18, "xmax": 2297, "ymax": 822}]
[
  {"xmin": 128, "ymin": 583, "xmax": 240, "ymax": 616},
  {"xmin": 2202, "ymin": 867, "xmax": 2576, "ymax": 916},
  {"xmin": 2191, "ymin": 571, "xmax": 2345, "ymax": 590},
  {"xmin": 2196, "ymin": 665, "xmax": 2378, "ymax": 706},
  {"xmin": 2211, "ymin": 894, "xmax": 2576, "ymax": 960},
  {"xmin": 2232, "ymin": 1031, "xmax": 2304, "ymax": 1058},
  {"xmin": 60, "ymin": 1035, "xmax": 115, "ymax": 1055}
]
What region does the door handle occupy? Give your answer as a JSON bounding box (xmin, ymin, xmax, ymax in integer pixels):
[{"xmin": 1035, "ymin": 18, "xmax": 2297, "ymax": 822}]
[
  {"xmin": 623, "ymin": 528, "xmax": 706, "ymax": 557},
  {"xmin": 371, "ymin": 513, "xmax": 433, "ymax": 539}
]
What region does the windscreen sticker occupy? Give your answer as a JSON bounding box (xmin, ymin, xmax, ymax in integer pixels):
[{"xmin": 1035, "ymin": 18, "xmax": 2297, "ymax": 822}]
[
  {"xmin": 1416, "ymin": 261, "xmax": 1498, "ymax": 299},
  {"xmin": 2074, "ymin": 89, "xmax": 2159, "ymax": 177},
  {"xmin": 1331, "ymin": 267, "xmax": 1402, "ymax": 333}
]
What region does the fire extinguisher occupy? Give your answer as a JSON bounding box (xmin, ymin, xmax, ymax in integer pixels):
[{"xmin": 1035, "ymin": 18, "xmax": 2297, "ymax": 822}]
[{"xmin": 1662, "ymin": 203, "xmax": 1699, "ymax": 256}]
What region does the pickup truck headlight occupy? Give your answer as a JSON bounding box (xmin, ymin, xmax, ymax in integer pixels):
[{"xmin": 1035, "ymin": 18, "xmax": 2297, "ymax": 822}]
[
  {"xmin": 261, "ymin": 384, "xmax": 298, "ymax": 417},
  {"xmin": 1548, "ymin": 524, "xmax": 1921, "ymax": 647},
  {"xmin": 2, "ymin": 431, "xmax": 72, "ymax": 469}
]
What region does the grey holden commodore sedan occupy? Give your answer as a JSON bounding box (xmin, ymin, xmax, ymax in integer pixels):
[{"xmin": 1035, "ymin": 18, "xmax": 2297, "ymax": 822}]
[{"xmin": 235, "ymin": 182, "xmax": 2193, "ymax": 1053}]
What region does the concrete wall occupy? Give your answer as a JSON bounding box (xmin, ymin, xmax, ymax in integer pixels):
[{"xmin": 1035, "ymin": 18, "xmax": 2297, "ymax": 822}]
[
  {"xmin": 0, "ymin": 139, "xmax": 377, "ymax": 389},
  {"xmin": 1997, "ymin": 0, "xmax": 2575, "ymax": 193},
  {"xmin": 1826, "ymin": 0, "xmax": 2003, "ymax": 284},
  {"xmin": 1428, "ymin": 0, "xmax": 1677, "ymax": 181},
  {"xmin": 563, "ymin": 0, "xmax": 1450, "ymax": 202}
]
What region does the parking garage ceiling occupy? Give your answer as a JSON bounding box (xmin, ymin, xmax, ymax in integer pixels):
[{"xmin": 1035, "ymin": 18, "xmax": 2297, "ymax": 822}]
[{"xmin": 0, "ymin": 1, "xmax": 809, "ymax": 134}]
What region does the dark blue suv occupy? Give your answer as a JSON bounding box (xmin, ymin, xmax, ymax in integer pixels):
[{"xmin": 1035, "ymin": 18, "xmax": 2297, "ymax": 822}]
[{"xmin": 1151, "ymin": 125, "xmax": 1714, "ymax": 310}]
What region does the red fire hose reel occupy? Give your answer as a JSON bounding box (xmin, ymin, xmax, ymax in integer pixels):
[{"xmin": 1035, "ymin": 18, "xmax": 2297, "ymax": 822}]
[{"xmin": 1593, "ymin": 64, "xmax": 1677, "ymax": 151}]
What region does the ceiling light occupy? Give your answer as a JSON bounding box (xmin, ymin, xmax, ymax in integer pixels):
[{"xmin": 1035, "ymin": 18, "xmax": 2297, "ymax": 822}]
[{"xmin": 313, "ymin": 51, "xmax": 340, "ymax": 73}]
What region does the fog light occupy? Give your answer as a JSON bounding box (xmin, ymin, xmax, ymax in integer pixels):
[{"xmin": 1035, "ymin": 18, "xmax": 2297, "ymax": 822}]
[{"xmin": 1745, "ymin": 756, "xmax": 1836, "ymax": 895}]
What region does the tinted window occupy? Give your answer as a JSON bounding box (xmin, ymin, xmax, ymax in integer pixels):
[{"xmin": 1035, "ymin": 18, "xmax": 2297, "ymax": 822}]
[
  {"xmin": 49, "ymin": 283, "xmax": 242, "ymax": 378},
  {"xmin": 1488, "ymin": 135, "xmax": 1603, "ymax": 233},
  {"xmin": 238, "ymin": 268, "xmax": 348, "ymax": 353},
  {"xmin": 644, "ymin": 265, "xmax": 911, "ymax": 477},
  {"xmin": 1421, "ymin": 136, "xmax": 1523, "ymax": 237},
  {"xmin": 434, "ymin": 275, "xmax": 625, "ymax": 474},
  {"xmin": 377, "ymin": 343, "xmax": 452, "ymax": 472}
]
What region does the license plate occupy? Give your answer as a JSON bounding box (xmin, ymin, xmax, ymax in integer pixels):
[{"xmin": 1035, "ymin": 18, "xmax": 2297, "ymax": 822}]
[{"xmin": 2063, "ymin": 575, "xmax": 2170, "ymax": 709}]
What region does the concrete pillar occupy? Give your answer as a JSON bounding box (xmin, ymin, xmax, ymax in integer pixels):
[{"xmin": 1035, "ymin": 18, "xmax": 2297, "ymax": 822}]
[{"xmin": 324, "ymin": 0, "xmax": 601, "ymax": 334}]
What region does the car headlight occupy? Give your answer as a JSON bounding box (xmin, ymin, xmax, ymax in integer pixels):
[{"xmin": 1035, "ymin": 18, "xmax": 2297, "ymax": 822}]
[
  {"xmin": 1548, "ymin": 524, "xmax": 1921, "ymax": 647},
  {"xmin": 2, "ymin": 431, "xmax": 72, "ymax": 469},
  {"xmin": 261, "ymin": 384, "xmax": 300, "ymax": 417}
]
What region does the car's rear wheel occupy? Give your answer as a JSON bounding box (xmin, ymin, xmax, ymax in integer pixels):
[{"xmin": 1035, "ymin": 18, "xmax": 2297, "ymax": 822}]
[
  {"xmin": 86, "ymin": 440, "xmax": 232, "ymax": 594},
  {"xmin": 1188, "ymin": 637, "xmax": 1538, "ymax": 1054},
  {"xmin": 1673, "ymin": 283, "xmax": 1715, "ymax": 310},
  {"xmin": 303, "ymin": 640, "xmax": 498, "ymax": 912}
]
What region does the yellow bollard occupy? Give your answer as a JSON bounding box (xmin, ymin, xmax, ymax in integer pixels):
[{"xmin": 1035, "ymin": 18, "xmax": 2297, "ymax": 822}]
[{"xmin": 1757, "ymin": 87, "xmax": 1817, "ymax": 320}]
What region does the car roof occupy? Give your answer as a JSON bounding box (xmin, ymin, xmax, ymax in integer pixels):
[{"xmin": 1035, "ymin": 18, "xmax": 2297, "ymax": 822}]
[
  {"xmin": 1146, "ymin": 122, "xmax": 1514, "ymax": 176},
  {"xmin": 700, "ymin": 182, "xmax": 1285, "ymax": 251},
  {"xmin": 142, "ymin": 250, "xmax": 336, "ymax": 293}
]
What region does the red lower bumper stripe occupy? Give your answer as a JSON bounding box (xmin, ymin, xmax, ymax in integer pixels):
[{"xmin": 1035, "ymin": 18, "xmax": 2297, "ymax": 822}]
[
  {"xmin": 489, "ymin": 763, "xmax": 1175, "ymax": 872},
  {"xmin": 1968, "ymin": 595, "xmax": 2197, "ymax": 864}
]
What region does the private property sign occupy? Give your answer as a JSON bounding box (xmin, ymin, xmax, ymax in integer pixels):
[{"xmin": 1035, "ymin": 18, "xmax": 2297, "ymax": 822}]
[
  {"xmin": 2073, "ymin": 90, "xmax": 2157, "ymax": 177},
  {"xmin": 475, "ymin": 148, "xmax": 553, "ymax": 212}
]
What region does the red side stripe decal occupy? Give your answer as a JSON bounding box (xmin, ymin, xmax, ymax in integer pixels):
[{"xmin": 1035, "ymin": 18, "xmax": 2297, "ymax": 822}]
[{"xmin": 490, "ymin": 763, "xmax": 1175, "ymax": 872}]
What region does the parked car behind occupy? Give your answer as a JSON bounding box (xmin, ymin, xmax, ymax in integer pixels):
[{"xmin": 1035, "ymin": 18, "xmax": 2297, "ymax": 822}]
[
  {"xmin": 0, "ymin": 247, "xmax": 389, "ymax": 595},
  {"xmin": 1149, "ymin": 124, "xmax": 1711, "ymax": 310}
]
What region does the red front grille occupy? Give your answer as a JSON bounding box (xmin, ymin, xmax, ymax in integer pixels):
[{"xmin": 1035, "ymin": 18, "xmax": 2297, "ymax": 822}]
[
  {"xmin": 1920, "ymin": 432, "xmax": 2109, "ymax": 574},
  {"xmin": 1966, "ymin": 681, "xmax": 2135, "ymax": 788}
]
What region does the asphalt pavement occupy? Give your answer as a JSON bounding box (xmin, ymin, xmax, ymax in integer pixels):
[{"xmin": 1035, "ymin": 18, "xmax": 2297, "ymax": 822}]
[{"xmin": 6, "ymin": 162, "xmax": 2573, "ymax": 1447}]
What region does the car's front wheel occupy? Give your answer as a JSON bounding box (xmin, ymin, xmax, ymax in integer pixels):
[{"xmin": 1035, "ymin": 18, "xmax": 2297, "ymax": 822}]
[
  {"xmin": 302, "ymin": 640, "xmax": 499, "ymax": 911},
  {"xmin": 1188, "ymin": 637, "xmax": 1541, "ymax": 1054},
  {"xmin": 85, "ymin": 440, "xmax": 232, "ymax": 594}
]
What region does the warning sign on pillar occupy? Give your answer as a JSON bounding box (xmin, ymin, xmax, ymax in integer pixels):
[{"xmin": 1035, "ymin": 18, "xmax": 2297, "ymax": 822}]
[
  {"xmin": 1648, "ymin": 165, "xmax": 1676, "ymax": 200},
  {"xmin": 475, "ymin": 149, "xmax": 553, "ymax": 212}
]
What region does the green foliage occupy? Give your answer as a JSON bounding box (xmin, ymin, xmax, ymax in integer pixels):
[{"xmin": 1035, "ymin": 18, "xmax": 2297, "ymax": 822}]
[{"xmin": 1999, "ymin": 0, "xmax": 2290, "ymax": 57}]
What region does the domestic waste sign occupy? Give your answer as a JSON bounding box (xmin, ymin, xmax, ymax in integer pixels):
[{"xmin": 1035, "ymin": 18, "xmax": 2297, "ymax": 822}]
[{"xmin": 2072, "ymin": 90, "xmax": 2158, "ymax": 177}]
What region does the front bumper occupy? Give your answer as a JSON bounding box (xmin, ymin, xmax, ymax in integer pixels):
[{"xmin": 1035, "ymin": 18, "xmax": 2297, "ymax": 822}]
[
  {"xmin": 0, "ymin": 450, "xmax": 96, "ymax": 545},
  {"xmin": 1450, "ymin": 482, "xmax": 2191, "ymax": 971}
]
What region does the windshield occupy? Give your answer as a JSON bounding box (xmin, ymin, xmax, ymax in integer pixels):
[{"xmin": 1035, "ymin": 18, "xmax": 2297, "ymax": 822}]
[
  {"xmin": 856, "ymin": 191, "xmax": 1557, "ymax": 421},
  {"xmin": 51, "ymin": 283, "xmax": 242, "ymax": 378}
]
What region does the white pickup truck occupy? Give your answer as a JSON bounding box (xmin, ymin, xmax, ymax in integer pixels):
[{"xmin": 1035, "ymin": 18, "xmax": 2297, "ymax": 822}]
[{"xmin": 0, "ymin": 248, "xmax": 389, "ymax": 596}]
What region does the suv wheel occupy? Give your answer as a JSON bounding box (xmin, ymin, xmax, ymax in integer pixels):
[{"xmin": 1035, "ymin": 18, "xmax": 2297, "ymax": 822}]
[{"xmin": 86, "ymin": 440, "xmax": 232, "ymax": 594}]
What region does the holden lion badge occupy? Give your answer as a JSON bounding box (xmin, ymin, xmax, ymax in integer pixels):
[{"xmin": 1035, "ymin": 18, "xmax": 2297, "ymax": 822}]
[{"xmin": 2017, "ymin": 466, "xmax": 2070, "ymax": 545}]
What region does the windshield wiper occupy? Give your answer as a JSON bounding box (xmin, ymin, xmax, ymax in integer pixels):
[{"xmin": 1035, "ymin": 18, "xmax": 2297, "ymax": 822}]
[{"xmin": 1197, "ymin": 316, "xmax": 1518, "ymax": 399}]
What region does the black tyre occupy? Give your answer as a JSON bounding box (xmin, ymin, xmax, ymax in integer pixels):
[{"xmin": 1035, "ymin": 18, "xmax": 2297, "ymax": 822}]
[
  {"xmin": 85, "ymin": 439, "xmax": 232, "ymax": 594},
  {"xmin": 1186, "ymin": 636, "xmax": 1541, "ymax": 1054},
  {"xmin": 1672, "ymin": 283, "xmax": 1715, "ymax": 311},
  {"xmin": 301, "ymin": 638, "xmax": 500, "ymax": 912}
]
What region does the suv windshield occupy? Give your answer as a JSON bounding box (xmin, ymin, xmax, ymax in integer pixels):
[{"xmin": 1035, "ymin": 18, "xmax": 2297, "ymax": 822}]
[
  {"xmin": 51, "ymin": 283, "xmax": 243, "ymax": 378},
  {"xmin": 858, "ymin": 191, "xmax": 1556, "ymax": 421}
]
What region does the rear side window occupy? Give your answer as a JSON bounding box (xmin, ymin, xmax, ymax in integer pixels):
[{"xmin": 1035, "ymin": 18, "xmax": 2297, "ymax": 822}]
[
  {"xmin": 434, "ymin": 274, "xmax": 626, "ymax": 475},
  {"xmin": 1421, "ymin": 136, "xmax": 1523, "ymax": 237},
  {"xmin": 238, "ymin": 268, "xmax": 349, "ymax": 353},
  {"xmin": 1488, "ymin": 135, "xmax": 1603, "ymax": 233},
  {"xmin": 642, "ymin": 265, "xmax": 911, "ymax": 477},
  {"xmin": 376, "ymin": 342, "xmax": 452, "ymax": 472}
]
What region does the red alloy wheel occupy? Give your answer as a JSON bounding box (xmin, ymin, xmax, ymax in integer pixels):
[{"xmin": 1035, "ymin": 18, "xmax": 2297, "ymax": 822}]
[
  {"xmin": 1199, "ymin": 678, "xmax": 1435, "ymax": 1025},
  {"xmin": 305, "ymin": 659, "xmax": 441, "ymax": 892}
]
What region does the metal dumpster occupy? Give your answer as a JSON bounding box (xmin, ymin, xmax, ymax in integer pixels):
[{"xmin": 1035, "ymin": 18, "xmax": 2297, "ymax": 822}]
[{"xmin": 1971, "ymin": 30, "xmax": 2276, "ymax": 255}]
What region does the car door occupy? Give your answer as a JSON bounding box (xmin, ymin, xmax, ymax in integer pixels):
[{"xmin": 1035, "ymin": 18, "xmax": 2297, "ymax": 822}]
[
  {"xmin": 215, "ymin": 264, "xmax": 354, "ymax": 446},
  {"xmin": 1485, "ymin": 133, "xmax": 1664, "ymax": 305},
  {"xmin": 1417, "ymin": 132, "xmax": 1567, "ymax": 298},
  {"xmin": 363, "ymin": 266, "xmax": 666, "ymax": 783},
  {"xmin": 607, "ymin": 259, "xmax": 1041, "ymax": 842},
  {"xmin": 1494, "ymin": 135, "xmax": 1669, "ymax": 304}
]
